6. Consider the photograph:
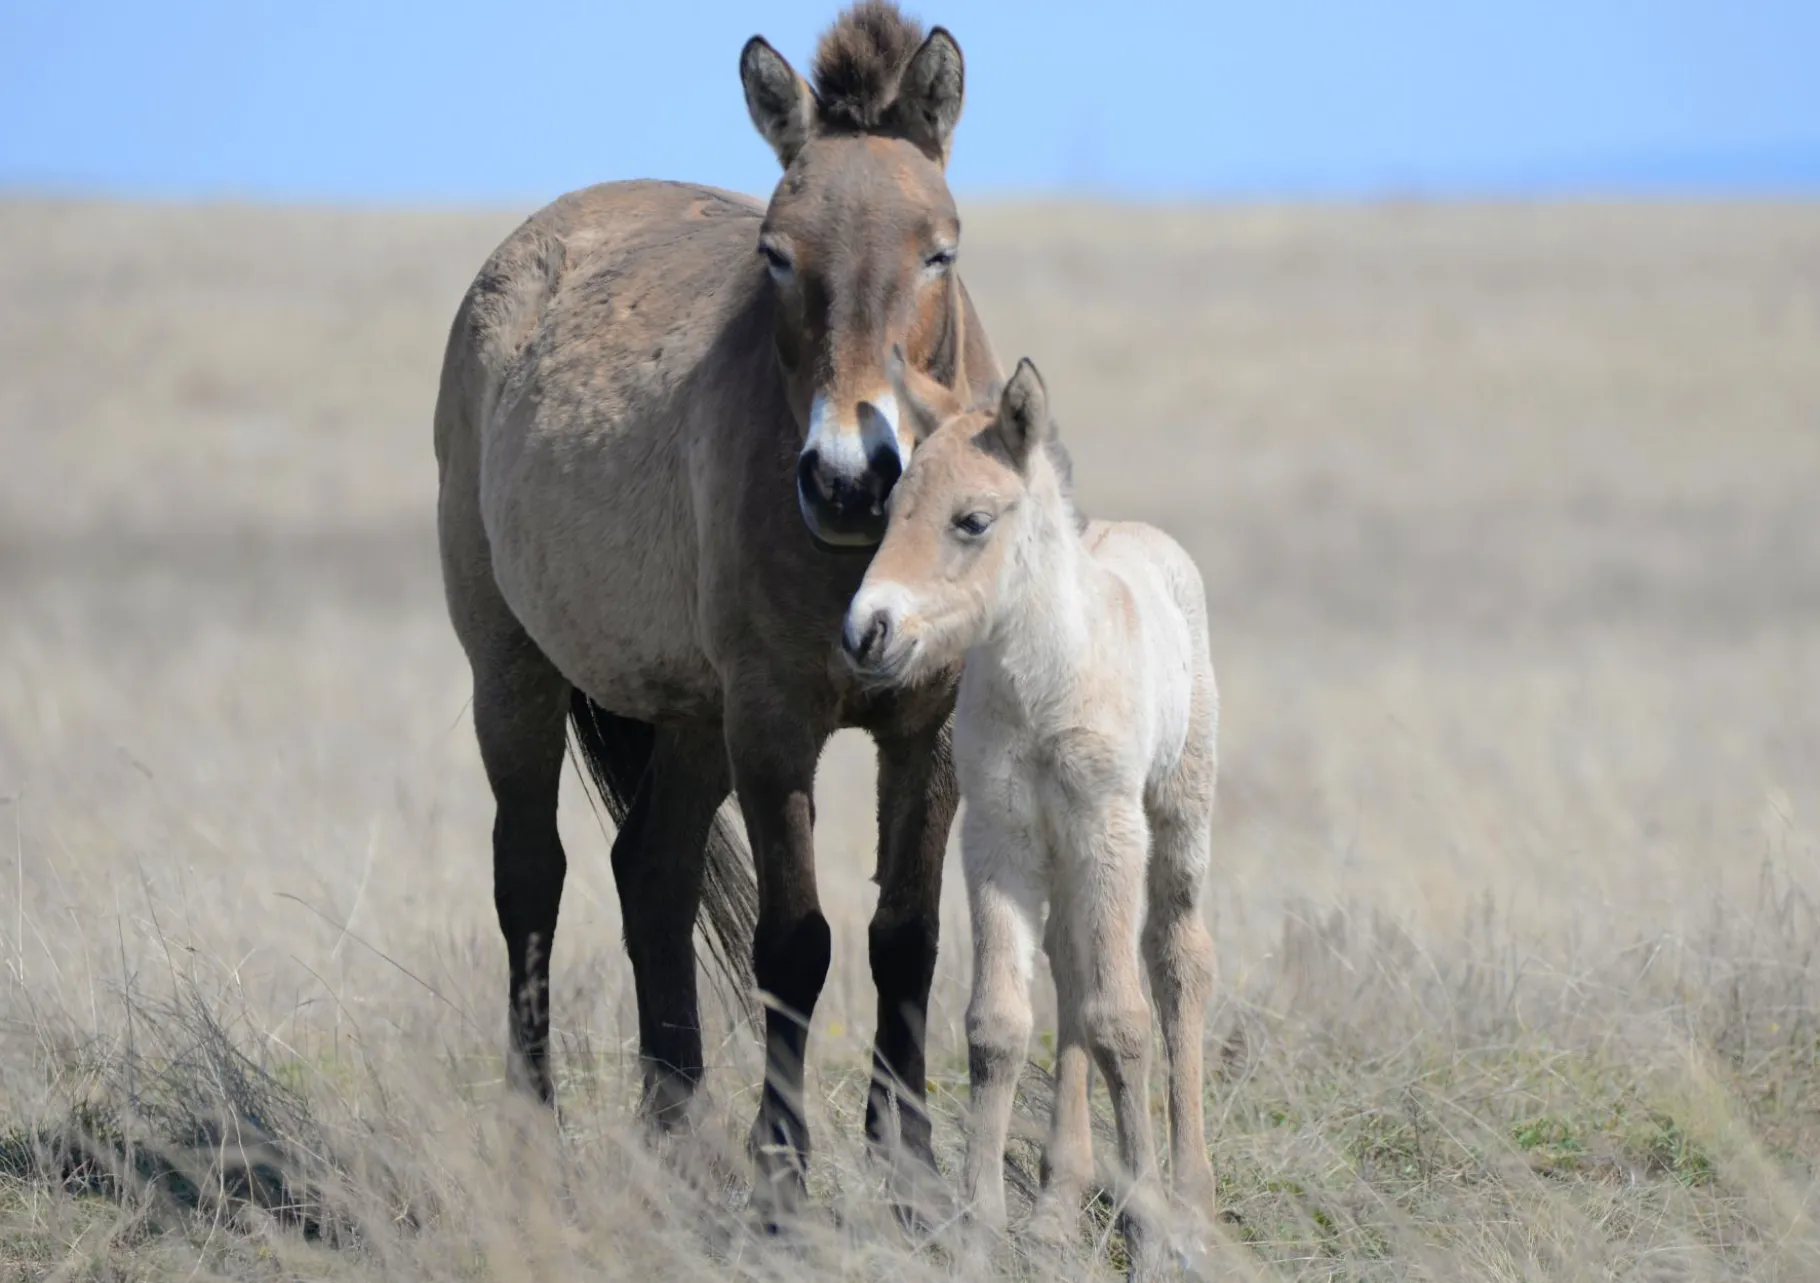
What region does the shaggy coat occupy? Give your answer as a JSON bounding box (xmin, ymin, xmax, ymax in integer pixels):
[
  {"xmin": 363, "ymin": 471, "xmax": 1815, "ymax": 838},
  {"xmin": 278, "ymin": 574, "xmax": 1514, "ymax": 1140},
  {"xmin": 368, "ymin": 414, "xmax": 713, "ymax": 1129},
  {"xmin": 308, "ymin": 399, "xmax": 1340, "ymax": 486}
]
[{"xmin": 844, "ymin": 356, "xmax": 1220, "ymax": 1271}]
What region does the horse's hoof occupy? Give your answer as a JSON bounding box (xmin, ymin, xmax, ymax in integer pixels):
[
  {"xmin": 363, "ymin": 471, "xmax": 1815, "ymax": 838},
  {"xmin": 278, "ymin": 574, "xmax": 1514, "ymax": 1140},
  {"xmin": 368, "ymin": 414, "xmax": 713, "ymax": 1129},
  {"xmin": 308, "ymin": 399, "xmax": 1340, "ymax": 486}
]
[
  {"xmin": 882, "ymin": 1149, "xmax": 954, "ymax": 1235},
  {"xmin": 748, "ymin": 1121, "xmax": 810, "ymax": 1232}
]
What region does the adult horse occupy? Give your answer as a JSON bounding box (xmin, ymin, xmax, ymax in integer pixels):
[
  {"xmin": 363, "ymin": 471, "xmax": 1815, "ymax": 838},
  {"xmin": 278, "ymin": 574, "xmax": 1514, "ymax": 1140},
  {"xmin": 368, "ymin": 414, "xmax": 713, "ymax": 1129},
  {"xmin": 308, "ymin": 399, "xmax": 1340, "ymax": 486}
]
[{"xmin": 433, "ymin": 0, "xmax": 997, "ymax": 1212}]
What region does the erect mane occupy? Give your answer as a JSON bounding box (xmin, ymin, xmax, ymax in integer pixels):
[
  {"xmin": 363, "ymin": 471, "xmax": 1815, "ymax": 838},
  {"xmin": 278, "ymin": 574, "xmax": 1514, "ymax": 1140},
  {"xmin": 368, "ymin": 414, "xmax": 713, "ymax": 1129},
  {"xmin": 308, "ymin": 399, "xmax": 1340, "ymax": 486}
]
[{"xmin": 811, "ymin": 0, "xmax": 927, "ymax": 130}]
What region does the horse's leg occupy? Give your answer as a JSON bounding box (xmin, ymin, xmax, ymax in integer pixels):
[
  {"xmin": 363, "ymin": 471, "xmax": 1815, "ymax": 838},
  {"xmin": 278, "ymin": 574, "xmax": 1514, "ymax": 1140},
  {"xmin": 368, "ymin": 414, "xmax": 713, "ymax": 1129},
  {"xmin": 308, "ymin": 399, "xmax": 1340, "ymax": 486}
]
[
  {"xmin": 1072, "ymin": 796, "xmax": 1164, "ymax": 1277},
  {"xmin": 610, "ymin": 724, "xmax": 730, "ymax": 1129},
  {"xmin": 471, "ymin": 635, "xmax": 573, "ymax": 1105},
  {"xmin": 959, "ymin": 809, "xmax": 1044, "ymax": 1234},
  {"xmin": 727, "ymin": 694, "xmax": 831, "ymax": 1222},
  {"xmin": 865, "ymin": 719, "xmax": 959, "ymax": 1181},
  {"xmin": 1030, "ymin": 902, "xmax": 1095, "ymax": 1245},
  {"xmin": 1142, "ymin": 799, "xmax": 1217, "ymax": 1215}
]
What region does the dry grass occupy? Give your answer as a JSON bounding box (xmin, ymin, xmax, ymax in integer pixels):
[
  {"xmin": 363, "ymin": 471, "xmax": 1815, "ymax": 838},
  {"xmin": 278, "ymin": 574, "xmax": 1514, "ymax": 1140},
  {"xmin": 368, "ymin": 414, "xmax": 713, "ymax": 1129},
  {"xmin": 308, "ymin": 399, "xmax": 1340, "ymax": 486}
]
[{"xmin": 2, "ymin": 195, "xmax": 1818, "ymax": 1280}]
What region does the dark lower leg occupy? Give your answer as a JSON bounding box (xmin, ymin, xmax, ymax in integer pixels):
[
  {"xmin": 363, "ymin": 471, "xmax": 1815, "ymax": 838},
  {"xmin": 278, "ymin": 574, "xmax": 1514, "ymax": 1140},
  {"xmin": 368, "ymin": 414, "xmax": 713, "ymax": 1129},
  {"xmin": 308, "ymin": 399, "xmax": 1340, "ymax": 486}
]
[
  {"xmin": 866, "ymin": 723, "xmax": 957, "ymax": 1166},
  {"xmin": 475, "ymin": 653, "xmax": 572, "ymax": 1109},
  {"xmin": 866, "ymin": 915, "xmax": 938, "ymax": 1157},
  {"xmin": 727, "ymin": 703, "xmax": 830, "ymax": 1222},
  {"xmin": 610, "ymin": 730, "xmax": 728, "ymax": 1128},
  {"xmin": 751, "ymin": 905, "xmax": 832, "ymax": 1210},
  {"xmin": 494, "ymin": 799, "xmax": 566, "ymax": 1102}
]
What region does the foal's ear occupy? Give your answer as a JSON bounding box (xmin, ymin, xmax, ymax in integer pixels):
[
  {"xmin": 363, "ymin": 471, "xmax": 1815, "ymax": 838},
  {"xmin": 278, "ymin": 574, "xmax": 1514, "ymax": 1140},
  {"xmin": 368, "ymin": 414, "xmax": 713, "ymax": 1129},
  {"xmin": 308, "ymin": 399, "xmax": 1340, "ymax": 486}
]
[
  {"xmin": 888, "ymin": 28, "xmax": 964, "ymax": 165},
  {"xmin": 993, "ymin": 358, "xmax": 1050, "ymax": 470},
  {"xmin": 887, "ymin": 344, "xmax": 961, "ymax": 443},
  {"xmin": 741, "ymin": 36, "xmax": 818, "ymax": 168}
]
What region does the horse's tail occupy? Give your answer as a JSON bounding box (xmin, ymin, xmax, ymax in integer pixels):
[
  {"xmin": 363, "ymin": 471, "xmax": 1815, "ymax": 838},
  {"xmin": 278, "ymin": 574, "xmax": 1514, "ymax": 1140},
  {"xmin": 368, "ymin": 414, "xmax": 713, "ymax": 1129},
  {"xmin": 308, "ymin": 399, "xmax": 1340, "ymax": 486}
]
[{"xmin": 565, "ymin": 692, "xmax": 761, "ymax": 1030}]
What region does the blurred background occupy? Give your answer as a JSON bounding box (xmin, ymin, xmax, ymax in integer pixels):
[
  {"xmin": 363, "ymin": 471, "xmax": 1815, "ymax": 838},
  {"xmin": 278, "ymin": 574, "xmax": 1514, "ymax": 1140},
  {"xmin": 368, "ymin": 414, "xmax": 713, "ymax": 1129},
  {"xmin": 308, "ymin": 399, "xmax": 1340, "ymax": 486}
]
[{"xmin": 2, "ymin": 4, "xmax": 1819, "ymax": 1278}]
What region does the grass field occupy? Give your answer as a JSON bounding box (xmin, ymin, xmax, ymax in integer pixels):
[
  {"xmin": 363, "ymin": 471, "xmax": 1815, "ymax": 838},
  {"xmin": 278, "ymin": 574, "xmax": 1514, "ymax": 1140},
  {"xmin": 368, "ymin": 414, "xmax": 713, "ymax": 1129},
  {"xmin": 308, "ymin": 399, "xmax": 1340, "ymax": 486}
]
[{"xmin": 2, "ymin": 195, "xmax": 1818, "ymax": 1280}]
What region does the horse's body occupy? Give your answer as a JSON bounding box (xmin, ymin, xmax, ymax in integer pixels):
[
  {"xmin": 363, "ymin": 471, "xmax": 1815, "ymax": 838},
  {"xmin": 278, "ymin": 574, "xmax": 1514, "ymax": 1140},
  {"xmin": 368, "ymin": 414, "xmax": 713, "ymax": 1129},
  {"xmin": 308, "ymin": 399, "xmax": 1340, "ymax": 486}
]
[
  {"xmin": 434, "ymin": 2, "xmax": 996, "ymax": 1215},
  {"xmin": 843, "ymin": 359, "xmax": 1219, "ymax": 1273}
]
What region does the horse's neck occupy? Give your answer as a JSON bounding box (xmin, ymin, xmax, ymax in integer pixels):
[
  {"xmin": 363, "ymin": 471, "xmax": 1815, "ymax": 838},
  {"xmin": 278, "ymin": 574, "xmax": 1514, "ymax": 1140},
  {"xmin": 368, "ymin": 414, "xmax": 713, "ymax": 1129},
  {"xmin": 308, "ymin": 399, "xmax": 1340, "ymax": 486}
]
[{"xmin": 975, "ymin": 488, "xmax": 1108, "ymax": 726}]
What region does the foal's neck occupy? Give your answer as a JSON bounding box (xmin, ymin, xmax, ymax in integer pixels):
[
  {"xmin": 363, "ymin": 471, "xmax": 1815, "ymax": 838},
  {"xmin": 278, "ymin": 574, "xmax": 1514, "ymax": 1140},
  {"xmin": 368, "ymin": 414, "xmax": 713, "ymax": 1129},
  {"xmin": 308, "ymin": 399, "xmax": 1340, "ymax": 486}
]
[{"xmin": 976, "ymin": 460, "xmax": 1109, "ymax": 714}]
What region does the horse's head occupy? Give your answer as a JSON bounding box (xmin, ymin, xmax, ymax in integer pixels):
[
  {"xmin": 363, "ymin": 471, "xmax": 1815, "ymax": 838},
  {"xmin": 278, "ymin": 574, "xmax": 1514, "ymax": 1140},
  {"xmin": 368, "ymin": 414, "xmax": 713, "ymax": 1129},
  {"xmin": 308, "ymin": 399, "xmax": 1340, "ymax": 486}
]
[
  {"xmin": 741, "ymin": 1, "xmax": 969, "ymax": 549},
  {"xmin": 841, "ymin": 352, "xmax": 1060, "ymax": 687}
]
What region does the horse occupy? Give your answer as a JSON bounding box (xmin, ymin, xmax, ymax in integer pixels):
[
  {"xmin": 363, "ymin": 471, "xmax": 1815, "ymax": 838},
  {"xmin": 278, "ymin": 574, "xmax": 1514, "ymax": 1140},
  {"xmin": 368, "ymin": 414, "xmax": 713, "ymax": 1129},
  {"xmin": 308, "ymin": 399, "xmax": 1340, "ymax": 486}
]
[
  {"xmin": 840, "ymin": 354, "xmax": 1220, "ymax": 1274},
  {"xmin": 432, "ymin": 0, "xmax": 999, "ymax": 1216}
]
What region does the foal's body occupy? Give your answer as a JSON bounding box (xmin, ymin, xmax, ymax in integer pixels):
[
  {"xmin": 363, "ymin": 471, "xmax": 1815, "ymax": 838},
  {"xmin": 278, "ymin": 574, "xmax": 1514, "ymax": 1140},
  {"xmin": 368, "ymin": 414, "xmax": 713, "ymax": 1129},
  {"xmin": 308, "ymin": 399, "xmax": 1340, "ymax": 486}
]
[
  {"xmin": 958, "ymin": 515, "xmax": 1218, "ymax": 1240},
  {"xmin": 843, "ymin": 359, "xmax": 1218, "ymax": 1266}
]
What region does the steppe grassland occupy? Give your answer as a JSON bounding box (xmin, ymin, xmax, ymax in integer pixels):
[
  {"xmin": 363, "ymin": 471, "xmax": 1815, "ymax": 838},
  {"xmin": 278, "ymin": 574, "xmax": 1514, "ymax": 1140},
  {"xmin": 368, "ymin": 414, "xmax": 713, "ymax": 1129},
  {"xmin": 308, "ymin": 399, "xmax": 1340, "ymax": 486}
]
[{"xmin": 1, "ymin": 198, "xmax": 1818, "ymax": 1279}]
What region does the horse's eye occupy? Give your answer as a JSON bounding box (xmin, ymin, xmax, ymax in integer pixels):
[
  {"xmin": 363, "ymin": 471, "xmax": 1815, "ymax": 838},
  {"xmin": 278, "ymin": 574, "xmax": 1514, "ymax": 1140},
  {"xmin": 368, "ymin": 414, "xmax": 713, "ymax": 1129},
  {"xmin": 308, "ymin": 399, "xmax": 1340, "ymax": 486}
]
[
  {"xmin": 954, "ymin": 510, "xmax": 993, "ymax": 538},
  {"xmin": 924, "ymin": 247, "xmax": 956, "ymax": 272},
  {"xmin": 759, "ymin": 244, "xmax": 794, "ymax": 276}
]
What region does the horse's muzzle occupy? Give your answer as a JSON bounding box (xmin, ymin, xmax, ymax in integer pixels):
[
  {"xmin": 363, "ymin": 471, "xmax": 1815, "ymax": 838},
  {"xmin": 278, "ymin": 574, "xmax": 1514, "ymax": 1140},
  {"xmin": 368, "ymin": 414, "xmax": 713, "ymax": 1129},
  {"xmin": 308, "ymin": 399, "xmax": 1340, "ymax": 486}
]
[{"xmin": 796, "ymin": 445, "xmax": 901, "ymax": 550}]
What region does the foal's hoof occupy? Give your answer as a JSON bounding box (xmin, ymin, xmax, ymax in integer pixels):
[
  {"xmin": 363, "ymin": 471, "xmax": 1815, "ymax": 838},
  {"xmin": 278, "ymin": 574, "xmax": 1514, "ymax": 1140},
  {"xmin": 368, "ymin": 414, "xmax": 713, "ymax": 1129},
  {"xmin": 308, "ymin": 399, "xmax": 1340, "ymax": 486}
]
[
  {"xmin": 1026, "ymin": 1199, "xmax": 1078, "ymax": 1253},
  {"xmin": 1117, "ymin": 1204, "xmax": 1180, "ymax": 1283}
]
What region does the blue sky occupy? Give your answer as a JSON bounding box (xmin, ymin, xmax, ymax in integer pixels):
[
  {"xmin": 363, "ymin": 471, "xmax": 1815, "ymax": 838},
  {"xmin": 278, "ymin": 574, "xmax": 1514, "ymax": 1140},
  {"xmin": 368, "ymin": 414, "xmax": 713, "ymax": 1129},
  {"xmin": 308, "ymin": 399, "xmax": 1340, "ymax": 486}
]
[{"xmin": 3, "ymin": 0, "xmax": 1818, "ymax": 205}]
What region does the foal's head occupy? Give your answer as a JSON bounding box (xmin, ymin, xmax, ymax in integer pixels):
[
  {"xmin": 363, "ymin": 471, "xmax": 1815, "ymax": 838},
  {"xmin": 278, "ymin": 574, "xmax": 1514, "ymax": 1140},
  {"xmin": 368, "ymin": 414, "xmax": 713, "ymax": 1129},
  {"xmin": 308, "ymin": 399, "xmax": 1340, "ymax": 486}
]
[
  {"xmin": 741, "ymin": 1, "xmax": 970, "ymax": 549},
  {"xmin": 841, "ymin": 353, "xmax": 1071, "ymax": 686}
]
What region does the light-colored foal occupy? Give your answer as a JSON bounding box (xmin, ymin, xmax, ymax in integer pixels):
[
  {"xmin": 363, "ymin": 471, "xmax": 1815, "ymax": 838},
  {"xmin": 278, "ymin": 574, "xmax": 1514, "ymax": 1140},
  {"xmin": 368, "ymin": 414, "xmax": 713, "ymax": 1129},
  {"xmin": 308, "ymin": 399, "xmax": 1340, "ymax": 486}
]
[{"xmin": 841, "ymin": 354, "xmax": 1219, "ymax": 1268}]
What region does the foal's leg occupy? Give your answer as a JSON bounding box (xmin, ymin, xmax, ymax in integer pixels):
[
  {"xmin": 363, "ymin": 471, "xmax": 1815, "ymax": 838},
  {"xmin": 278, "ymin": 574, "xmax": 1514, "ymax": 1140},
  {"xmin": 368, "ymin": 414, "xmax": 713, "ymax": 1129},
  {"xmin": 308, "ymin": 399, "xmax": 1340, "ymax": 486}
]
[
  {"xmin": 1142, "ymin": 799, "xmax": 1217, "ymax": 1213},
  {"xmin": 1030, "ymin": 902, "xmax": 1095, "ymax": 1244},
  {"xmin": 866, "ymin": 718, "xmax": 959, "ymax": 1180},
  {"xmin": 960, "ymin": 810, "xmax": 1044, "ymax": 1233},
  {"xmin": 610, "ymin": 724, "xmax": 731, "ymax": 1128},
  {"xmin": 1070, "ymin": 796, "xmax": 1164, "ymax": 1273},
  {"xmin": 471, "ymin": 635, "xmax": 573, "ymax": 1105},
  {"xmin": 727, "ymin": 692, "xmax": 833, "ymax": 1222}
]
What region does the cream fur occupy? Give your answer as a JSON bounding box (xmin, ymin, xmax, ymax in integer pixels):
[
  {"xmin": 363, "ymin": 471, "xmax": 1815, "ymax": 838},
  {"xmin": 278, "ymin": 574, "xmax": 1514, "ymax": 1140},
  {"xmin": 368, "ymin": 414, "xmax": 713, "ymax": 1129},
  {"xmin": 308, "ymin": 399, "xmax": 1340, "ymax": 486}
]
[{"xmin": 844, "ymin": 362, "xmax": 1220, "ymax": 1271}]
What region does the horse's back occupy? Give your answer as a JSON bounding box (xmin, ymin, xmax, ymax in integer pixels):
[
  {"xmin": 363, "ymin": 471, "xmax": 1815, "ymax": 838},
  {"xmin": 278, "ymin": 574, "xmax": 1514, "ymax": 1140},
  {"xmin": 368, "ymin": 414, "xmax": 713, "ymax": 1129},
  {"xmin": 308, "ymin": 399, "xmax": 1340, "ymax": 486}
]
[
  {"xmin": 440, "ymin": 180, "xmax": 764, "ymax": 449},
  {"xmin": 436, "ymin": 180, "xmax": 770, "ymax": 721}
]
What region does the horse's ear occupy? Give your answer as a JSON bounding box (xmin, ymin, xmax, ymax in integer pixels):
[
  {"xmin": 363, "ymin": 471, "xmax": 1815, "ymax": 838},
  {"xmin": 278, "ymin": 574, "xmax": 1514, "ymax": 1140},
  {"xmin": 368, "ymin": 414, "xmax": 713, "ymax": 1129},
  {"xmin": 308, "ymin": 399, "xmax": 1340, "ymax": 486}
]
[
  {"xmin": 887, "ymin": 345, "xmax": 959, "ymax": 443},
  {"xmin": 741, "ymin": 37, "xmax": 817, "ymax": 168},
  {"xmin": 889, "ymin": 28, "xmax": 964, "ymax": 165},
  {"xmin": 993, "ymin": 358, "xmax": 1050, "ymax": 469}
]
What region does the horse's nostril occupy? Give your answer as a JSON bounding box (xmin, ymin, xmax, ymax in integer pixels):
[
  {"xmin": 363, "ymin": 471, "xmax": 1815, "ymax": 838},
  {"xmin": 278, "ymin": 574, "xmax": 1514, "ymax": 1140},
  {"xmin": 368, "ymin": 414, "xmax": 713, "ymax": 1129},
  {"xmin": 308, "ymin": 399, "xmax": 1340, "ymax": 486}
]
[
  {"xmin": 867, "ymin": 445, "xmax": 903, "ymax": 500},
  {"xmin": 797, "ymin": 449, "xmax": 832, "ymax": 502}
]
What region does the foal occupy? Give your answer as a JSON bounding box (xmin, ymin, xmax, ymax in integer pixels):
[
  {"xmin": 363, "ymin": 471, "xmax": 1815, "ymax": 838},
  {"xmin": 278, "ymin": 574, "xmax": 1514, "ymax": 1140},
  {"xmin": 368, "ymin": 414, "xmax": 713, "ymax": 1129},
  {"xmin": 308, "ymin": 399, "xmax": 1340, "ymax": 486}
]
[{"xmin": 842, "ymin": 355, "xmax": 1219, "ymax": 1263}]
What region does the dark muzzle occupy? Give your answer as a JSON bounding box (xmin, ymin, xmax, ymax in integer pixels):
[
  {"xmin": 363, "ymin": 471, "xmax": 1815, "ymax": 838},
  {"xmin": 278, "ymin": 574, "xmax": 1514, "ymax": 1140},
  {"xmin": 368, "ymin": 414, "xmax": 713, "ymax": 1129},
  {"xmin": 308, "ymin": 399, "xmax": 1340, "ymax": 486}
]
[{"xmin": 796, "ymin": 444, "xmax": 903, "ymax": 549}]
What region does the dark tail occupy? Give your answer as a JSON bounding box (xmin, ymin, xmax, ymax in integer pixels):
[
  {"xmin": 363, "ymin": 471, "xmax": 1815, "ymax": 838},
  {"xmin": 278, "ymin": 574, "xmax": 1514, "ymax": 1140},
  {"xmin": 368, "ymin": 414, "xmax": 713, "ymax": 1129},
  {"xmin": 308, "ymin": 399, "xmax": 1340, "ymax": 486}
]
[{"xmin": 566, "ymin": 692, "xmax": 760, "ymax": 1030}]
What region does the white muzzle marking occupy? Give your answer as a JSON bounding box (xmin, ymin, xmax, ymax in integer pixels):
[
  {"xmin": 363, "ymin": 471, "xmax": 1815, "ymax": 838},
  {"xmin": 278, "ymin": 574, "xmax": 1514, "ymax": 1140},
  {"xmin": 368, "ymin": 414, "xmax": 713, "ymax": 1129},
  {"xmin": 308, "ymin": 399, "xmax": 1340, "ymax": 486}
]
[{"xmin": 807, "ymin": 390, "xmax": 909, "ymax": 474}]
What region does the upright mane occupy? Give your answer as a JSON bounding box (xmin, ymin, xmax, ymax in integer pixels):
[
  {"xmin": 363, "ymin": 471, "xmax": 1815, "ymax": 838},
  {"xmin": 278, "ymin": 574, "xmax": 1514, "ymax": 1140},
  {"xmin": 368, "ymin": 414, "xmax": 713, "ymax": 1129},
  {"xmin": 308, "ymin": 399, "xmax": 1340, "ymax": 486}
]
[{"xmin": 811, "ymin": 0, "xmax": 928, "ymax": 130}]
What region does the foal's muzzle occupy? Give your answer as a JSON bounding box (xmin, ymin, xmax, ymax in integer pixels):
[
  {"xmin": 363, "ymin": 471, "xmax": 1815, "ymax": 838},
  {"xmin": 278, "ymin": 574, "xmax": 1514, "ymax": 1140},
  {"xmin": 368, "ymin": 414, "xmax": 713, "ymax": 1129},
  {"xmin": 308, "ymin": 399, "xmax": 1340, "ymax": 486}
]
[{"xmin": 841, "ymin": 607, "xmax": 893, "ymax": 670}]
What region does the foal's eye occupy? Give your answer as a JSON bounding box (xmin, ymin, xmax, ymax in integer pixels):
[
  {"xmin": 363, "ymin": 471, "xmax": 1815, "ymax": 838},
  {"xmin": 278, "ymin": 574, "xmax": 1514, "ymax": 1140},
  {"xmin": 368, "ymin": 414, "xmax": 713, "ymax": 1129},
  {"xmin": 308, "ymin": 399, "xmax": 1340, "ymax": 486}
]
[
  {"xmin": 954, "ymin": 511, "xmax": 994, "ymax": 538},
  {"xmin": 924, "ymin": 247, "xmax": 956, "ymax": 272}
]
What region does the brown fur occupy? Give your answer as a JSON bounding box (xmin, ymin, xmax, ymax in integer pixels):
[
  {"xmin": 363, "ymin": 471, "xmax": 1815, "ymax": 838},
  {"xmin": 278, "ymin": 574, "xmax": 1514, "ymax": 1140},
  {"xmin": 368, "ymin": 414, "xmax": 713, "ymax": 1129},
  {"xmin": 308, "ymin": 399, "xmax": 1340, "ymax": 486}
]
[
  {"xmin": 745, "ymin": 1, "xmax": 965, "ymax": 169},
  {"xmin": 811, "ymin": 0, "xmax": 928, "ymax": 129},
  {"xmin": 436, "ymin": 3, "xmax": 996, "ymax": 1224}
]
